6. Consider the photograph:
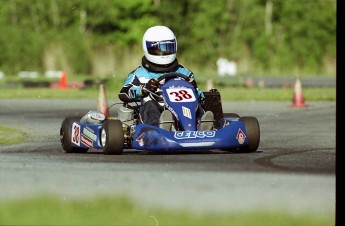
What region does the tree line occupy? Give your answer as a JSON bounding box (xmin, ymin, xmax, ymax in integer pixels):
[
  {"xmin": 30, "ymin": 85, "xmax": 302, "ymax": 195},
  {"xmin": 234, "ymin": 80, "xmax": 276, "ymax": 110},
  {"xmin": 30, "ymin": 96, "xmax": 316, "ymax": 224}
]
[{"xmin": 0, "ymin": 0, "xmax": 336, "ymax": 77}]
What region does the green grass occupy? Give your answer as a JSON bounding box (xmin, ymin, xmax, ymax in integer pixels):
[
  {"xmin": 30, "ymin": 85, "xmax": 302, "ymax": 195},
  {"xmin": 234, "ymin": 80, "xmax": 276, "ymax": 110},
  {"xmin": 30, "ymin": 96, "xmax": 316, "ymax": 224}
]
[
  {"xmin": 0, "ymin": 125, "xmax": 27, "ymax": 144},
  {"xmin": 0, "ymin": 86, "xmax": 336, "ymax": 101},
  {"xmin": 0, "ymin": 195, "xmax": 334, "ymax": 226}
]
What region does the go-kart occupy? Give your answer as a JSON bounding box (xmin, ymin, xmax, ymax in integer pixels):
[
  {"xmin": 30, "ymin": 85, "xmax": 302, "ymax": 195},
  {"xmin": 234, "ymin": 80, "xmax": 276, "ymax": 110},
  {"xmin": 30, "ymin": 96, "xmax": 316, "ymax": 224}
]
[{"xmin": 60, "ymin": 72, "xmax": 260, "ymax": 154}]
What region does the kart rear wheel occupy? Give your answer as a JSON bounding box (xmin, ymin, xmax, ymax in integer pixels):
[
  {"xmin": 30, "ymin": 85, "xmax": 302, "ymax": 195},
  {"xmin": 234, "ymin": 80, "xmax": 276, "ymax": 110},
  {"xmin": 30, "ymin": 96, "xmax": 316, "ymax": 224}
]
[
  {"xmin": 101, "ymin": 119, "xmax": 124, "ymax": 155},
  {"xmin": 238, "ymin": 116, "xmax": 260, "ymax": 152},
  {"xmin": 60, "ymin": 116, "xmax": 88, "ymax": 153}
]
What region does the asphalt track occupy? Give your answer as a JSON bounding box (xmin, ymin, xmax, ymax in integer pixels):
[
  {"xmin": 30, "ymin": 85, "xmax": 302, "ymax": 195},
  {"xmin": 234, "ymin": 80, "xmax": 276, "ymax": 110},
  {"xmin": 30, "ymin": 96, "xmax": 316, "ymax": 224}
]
[{"xmin": 0, "ymin": 99, "xmax": 335, "ymax": 219}]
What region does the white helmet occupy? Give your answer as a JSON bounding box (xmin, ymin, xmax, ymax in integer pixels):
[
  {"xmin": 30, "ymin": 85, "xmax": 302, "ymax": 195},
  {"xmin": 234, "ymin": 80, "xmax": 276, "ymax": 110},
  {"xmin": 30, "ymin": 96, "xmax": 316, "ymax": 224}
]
[{"xmin": 142, "ymin": 25, "xmax": 177, "ymax": 65}]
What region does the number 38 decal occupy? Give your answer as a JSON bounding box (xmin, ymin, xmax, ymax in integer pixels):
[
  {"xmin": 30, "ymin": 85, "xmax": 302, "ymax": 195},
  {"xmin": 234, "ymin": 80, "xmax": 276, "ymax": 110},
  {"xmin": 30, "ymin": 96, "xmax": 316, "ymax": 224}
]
[
  {"xmin": 166, "ymin": 88, "xmax": 196, "ymax": 102},
  {"xmin": 71, "ymin": 123, "xmax": 81, "ymax": 146}
]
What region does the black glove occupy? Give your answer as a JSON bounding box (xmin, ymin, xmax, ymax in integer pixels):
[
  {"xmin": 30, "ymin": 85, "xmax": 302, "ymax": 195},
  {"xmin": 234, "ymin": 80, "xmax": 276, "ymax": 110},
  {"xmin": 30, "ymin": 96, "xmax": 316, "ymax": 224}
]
[{"xmin": 141, "ymin": 79, "xmax": 159, "ymax": 97}]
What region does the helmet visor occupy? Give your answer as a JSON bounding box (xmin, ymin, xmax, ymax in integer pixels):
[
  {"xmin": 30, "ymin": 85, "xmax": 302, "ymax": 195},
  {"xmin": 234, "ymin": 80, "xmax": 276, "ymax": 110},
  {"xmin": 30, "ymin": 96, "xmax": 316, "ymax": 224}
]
[{"xmin": 146, "ymin": 39, "xmax": 176, "ymax": 56}]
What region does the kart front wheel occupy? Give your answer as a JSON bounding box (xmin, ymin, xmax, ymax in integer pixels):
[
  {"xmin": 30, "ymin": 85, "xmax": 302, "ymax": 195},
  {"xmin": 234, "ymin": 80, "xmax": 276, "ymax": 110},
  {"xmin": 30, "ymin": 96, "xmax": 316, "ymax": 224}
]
[
  {"xmin": 60, "ymin": 116, "xmax": 88, "ymax": 153},
  {"xmin": 101, "ymin": 119, "xmax": 124, "ymax": 155},
  {"xmin": 238, "ymin": 116, "xmax": 260, "ymax": 152}
]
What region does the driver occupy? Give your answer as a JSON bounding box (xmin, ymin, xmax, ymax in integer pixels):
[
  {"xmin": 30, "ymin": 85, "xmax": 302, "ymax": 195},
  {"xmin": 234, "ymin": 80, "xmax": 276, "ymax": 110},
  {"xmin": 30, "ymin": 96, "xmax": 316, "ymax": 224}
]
[{"xmin": 118, "ymin": 25, "xmax": 214, "ymax": 131}]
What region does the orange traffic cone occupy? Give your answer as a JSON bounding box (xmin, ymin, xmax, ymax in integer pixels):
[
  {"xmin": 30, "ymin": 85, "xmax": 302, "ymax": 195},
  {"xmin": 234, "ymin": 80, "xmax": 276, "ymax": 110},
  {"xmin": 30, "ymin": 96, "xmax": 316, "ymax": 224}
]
[
  {"xmin": 245, "ymin": 77, "xmax": 254, "ymax": 88},
  {"xmin": 290, "ymin": 77, "xmax": 307, "ymax": 107},
  {"xmin": 59, "ymin": 71, "xmax": 67, "ymax": 89},
  {"xmin": 97, "ymin": 84, "xmax": 110, "ymax": 118}
]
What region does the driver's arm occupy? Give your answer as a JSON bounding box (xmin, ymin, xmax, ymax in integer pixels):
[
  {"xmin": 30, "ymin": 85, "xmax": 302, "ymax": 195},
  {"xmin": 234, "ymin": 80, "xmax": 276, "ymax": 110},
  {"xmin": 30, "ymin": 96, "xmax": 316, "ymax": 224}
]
[{"xmin": 118, "ymin": 73, "xmax": 142, "ymax": 102}]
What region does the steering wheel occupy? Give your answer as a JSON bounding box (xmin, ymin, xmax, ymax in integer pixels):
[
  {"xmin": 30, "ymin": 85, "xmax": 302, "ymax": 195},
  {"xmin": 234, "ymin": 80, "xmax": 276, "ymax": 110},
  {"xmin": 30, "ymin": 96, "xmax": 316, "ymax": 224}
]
[{"xmin": 156, "ymin": 72, "xmax": 192, "ymax": 83}]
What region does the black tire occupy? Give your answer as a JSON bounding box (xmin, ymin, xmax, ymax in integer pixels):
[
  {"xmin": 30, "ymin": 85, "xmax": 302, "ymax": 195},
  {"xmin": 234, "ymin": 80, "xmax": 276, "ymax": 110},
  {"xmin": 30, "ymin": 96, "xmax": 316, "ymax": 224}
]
[
  {"xmin": 60, "ymin": 116, "xmax": 88, "ymax": 153},
  {"xmin": 238, "ymin": 116, "xmax": 260, "ymax": 152},
  {"xmin": 223, "ymin": 113, "xmax": 240, "ymax": 118},
  {"xmin": 101, "ymin": 119, "xmax": 124, "ymax": 155}
]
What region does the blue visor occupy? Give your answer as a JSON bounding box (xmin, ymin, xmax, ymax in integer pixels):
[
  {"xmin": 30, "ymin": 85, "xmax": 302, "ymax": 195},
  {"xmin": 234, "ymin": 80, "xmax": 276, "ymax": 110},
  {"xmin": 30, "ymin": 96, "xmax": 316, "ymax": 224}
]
[{"xmin": 146, "ymin": 39, "xmax": 176, "ymax": 56}]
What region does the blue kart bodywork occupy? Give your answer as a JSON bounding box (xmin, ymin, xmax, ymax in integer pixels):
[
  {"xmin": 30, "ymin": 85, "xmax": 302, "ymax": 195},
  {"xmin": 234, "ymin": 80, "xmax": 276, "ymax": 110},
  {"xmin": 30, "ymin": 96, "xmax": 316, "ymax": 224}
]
[
  {"xmin": 131, "ymin": 122, "xmax": 248, "ymax": 151},
  {"xmin": 69, "ymin": 116, "xmax": 248, "ymax": 151},
  {"xmin": 61, "ymin": 72, "xmax": 260, "ymax": 154}
]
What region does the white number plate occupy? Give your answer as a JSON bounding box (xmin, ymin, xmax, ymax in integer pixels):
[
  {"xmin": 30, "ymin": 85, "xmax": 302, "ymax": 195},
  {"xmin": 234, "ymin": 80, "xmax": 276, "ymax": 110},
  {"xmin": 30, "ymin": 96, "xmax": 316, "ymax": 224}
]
[{"xmin": 166, "ymin": 88, "xmax": 196, "ymax": 102}]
